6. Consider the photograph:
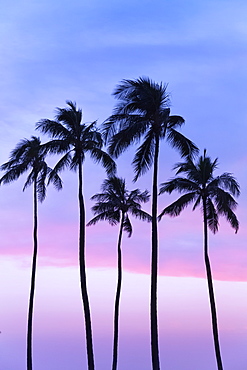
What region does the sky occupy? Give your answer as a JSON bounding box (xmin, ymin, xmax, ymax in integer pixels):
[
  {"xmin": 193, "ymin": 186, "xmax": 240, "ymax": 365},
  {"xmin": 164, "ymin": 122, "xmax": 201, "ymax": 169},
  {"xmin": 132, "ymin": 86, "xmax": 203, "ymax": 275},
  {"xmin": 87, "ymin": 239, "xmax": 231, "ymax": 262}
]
[{"xmin": 0, "ymin": 0, "xmax": 247, "ymax": 369}]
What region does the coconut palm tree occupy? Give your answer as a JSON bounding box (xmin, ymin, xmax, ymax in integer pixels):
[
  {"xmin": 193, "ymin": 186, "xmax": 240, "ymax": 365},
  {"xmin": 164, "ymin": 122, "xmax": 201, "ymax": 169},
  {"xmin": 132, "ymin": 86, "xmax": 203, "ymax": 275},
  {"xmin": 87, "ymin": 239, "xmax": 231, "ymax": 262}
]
[
  {"xmin": 0, "ymin": 136, "xmax": 62, "ymax": 370},
  {"xmin": 87, "ymin": 176, "xmax": 152, "ymax": 370},
  {"xmin": 158, "ymin": 150, "xmax": 240, "ymax": 370},
  {"xmin": 103, "ymin": 77, "xmax": 198, "ymax": 369},
  {"xmin": 36, "ymin": 101, "xmax": 116, "ymax": 370}
]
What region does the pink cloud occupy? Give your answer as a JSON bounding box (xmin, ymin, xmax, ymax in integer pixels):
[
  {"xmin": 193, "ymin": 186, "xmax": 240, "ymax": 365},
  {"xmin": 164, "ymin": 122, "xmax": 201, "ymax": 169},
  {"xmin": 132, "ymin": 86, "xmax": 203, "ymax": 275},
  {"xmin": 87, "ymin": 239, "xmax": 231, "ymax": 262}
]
[{"xmin": 1, "ymin": 201, "xmax": 246, "ymax": 281}]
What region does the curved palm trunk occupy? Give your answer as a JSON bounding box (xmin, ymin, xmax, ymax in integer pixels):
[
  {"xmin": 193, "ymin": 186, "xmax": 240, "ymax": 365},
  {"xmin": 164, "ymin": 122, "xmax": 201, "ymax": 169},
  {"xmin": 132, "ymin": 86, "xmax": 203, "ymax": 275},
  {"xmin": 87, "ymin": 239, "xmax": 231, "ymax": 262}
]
[
  {"xmin": 78, "ymin": 161, "xmax": 95, "ymax": 370},
  {"xmin": 203, "ymin": 198, "xmax": 224, "ymax": 370},
  {"xmin": 27, "ymin": 179, "xmax": 38, "ymax": 370},
  {"xmin": 150, "ymin": 135, "xmax": 160, "ymax": 370},
  {"xmin": 112, "ymin": 213, "xmax": 124, "ymax": 370}
]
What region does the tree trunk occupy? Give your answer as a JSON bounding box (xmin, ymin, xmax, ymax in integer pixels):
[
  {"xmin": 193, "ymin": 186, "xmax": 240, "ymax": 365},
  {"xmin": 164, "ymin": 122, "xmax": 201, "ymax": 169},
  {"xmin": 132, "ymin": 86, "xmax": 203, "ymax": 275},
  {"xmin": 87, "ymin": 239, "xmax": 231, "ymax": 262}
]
[
  {"xmin": 27, "ymin": 179, "xmax": 38, "ymax": 370},
  {"xmin": 112, "ymin": 213, "xmax": 124, "ymax": 370},
  {"xmin": 78, "ymin": 161, "xmax": 95, "ymax": 370},
  {"xmin": 150, "ymin": 135, "xmax": 160, "ymax": 370},
  {"xmin": 203, "ymin": 198, "xmax": 224, "ymax": 370}
]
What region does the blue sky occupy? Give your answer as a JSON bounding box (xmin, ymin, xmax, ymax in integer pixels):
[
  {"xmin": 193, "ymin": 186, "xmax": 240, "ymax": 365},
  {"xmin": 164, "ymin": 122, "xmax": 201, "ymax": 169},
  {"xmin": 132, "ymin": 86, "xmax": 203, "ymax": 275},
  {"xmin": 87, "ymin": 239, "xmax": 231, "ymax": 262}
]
[
  {"xmin": 1, "ymin": 0, "xmax": 247, "ymax": 164},
  {"xmin": 0, "ymin": 0, "xmax": 247, "ymax": 369}
]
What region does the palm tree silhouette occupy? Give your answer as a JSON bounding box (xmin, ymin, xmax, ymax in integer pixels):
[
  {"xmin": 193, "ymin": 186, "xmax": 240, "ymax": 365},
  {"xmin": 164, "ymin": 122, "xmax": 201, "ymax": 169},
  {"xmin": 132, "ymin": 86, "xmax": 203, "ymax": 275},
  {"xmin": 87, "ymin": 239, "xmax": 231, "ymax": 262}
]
[
  {"xmin": 103, "ymin": 77, "xmax": 198, "ymax": 369},
  {"xmin": 0, "ymin": 136, "xmax": 62, "ymax": 370},
  {"xmin": 87, "ymin": 176, "xmax": 152, "ymax": 370},
  {"xmin": 158, "ymin": 150, "xmax": 240, "ymax": 370},
  {"xmin": 36, "ymin": 101, "xmax": 116, "ymax": 370}
]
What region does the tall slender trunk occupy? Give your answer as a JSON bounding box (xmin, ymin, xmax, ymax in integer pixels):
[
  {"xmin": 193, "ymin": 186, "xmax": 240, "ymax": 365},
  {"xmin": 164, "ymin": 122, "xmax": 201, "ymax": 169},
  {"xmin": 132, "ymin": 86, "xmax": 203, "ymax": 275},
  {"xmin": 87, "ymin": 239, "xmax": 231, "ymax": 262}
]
[
  {"xmin": 27, "ymin": 179, "xmax": 38, "ymax": 370},
  {"xmin": 112, "ymin": 213, "xmax": 124, "ymax": 370},
  {"xmin": 150, "ymin": 135, "xmax": 160, "ymax": 370},
  {"xmin": 203, "ymin": 198, "xmax": 224, "ymax": 370},
  {"xmin": 78, "ymin": 161, "xmax": 95, "ymax": 370}
]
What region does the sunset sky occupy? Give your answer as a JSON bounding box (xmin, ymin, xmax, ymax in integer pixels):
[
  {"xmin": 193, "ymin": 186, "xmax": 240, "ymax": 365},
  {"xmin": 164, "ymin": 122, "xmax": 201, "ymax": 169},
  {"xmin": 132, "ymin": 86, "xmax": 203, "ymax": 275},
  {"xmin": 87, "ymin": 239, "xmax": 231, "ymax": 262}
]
[{"xmin": 0, "ymin": 0, "xmax": 247, "ymax": 369}]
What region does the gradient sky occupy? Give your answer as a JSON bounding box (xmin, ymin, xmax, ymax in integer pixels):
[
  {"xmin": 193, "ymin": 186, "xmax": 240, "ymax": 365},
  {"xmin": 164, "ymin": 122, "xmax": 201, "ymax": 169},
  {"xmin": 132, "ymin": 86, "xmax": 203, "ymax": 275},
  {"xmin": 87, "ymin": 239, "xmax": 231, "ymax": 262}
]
[{"xmin": 0, "ymin": 0, "xmax": 247, "ymax": 369}]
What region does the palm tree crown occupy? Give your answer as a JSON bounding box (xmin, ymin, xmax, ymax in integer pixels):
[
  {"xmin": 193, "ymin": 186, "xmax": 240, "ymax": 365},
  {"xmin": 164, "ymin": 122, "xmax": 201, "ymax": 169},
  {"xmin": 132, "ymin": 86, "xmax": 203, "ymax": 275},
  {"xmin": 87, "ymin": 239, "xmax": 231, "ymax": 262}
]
[
  {"xmin": 158, "ymin": 150, "xmax": 240, "ymax": 233},
  {"xmin": 0, "ymin": 136, "xmax": 62, "ymax": 197},
  {"xmin": 36, "ymin": 100, "xmax": 116, "ymax": 177},
  {"xmin": 103, "ymin": 76, "xmax": 198, "ymax": 181},
  {"xmin": 87, "ymin": 176, "xmax": 152, "ymax": 234}
]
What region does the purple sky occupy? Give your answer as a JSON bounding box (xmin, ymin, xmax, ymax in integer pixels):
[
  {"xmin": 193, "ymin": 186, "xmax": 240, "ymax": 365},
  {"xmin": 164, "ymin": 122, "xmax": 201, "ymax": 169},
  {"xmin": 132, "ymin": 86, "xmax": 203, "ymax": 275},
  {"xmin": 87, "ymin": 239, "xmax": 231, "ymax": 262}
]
[{"xmin": 0, "ymin": 0, "xmax": 247, "ymax": 369}]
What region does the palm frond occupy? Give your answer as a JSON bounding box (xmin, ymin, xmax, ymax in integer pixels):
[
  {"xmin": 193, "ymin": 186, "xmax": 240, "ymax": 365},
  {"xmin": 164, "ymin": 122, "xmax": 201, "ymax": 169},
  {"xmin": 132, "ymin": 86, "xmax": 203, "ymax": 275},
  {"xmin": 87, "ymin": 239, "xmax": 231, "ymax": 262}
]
[
  {"xmin": 174, "ymin": 158, "xmax": 205, "ymax": 184},
  {"xmin": 113, "ymin": 77, "xmax": 170, "ymax": 113},
  {"xmin": 36, "ymin": 162, "xmax": 51, "ymax": 202},
  {"xmin": 55, "ymin": 102, "xmax": 83, "ymax": 133},
  {"xmin": 132, "ymin": 129, "xmax": 155, "ymax": 181},
  {"xmin": 87, "ymin": 211, "xmax": 120, "ymax": 227},
  {"xmin": 36, "ymin": 119, "xmax": 71, "ymax": 140},
  {"xmin": 192, "ymin": 195, "xmax": 201, "ymax": 211},
  {"xmin": 101, "ymin": 176, "xmax": 125, "ymax": 191},
  {"xmin": 197, "ymin": 155, "xmax": 218, "ymax": 184},
  {"xmin": 158, "ymin": 192, "xmax": 197, "ymax": 220},
  {"xmin": 42, "ymin": 139, "xmax": 72, "ymax": 155},
  {"xmin": 47, "ymin": 167, "xmax": 63, "ymax": 190},
  {"xmin": 130, "ymin": 208, "xmax": 152, "ymax": 222},
  {"xmin": 216, "ymin": 173, "xmax": 240, "ymax": 196},
  {"xmin": 210, "ymin": 187, "xmax": 239, "ymax": 232},
  {"xmin": 90, "ymin": 192, "xmax": 111, "ymax": 202},
  {"xmin": 128, "ymin": 188, "xmax": 150, "ymax": 204},
  {"xmin": 222, "ymin": 207, "xmax": 239, "ymax": 233},
  {"xmin": 23, "ymin": 169, "xmax": 36, "ymax": 192},
  {"xmin": 206, "ymin": 198, "xmax": 218, "ymax": 234},
  {"xmin": 166, "ymin": 128, "xmax": 199, "ymax": 158},
  {"xmin": 173, "ymin": 158, "xmax": 195, "ymax": 174},
  {"xmin": 91, "ymin": 201, "xmax": 120, "ymax": 216},
  {"xmin": 37, "ymin": 177, "xmax": 47, "ymax": 203},
  {"xmin": 167, "ymin": 115, "xmax": 185, "ymax": 129},
  {"xmin": 123, "ymin": 214, "xmax": 132, "ymax": 237},
  {"xmin": 10, "ymin": 137, "xmax": 40, "ymax": 162},
  {"xmin": 212, "ymin": 187, "xmax": 238, "ymax": 212},
  {"xmin": 89, "ymin": 148, "xmax": 116, "ymax": 176},
  {"xmin": 70, "ymin": 152, "xmax": 81, "ymax": 171},
  {"xmin": 82, "ymin": 120, "xmax": 99, "ymax": 136},
  {"xmin": 52, "ymin": 152, "xmax": 73, "ymax": 173},
  {"xmin": 107, "ymin": 116, "xmax": 149, "ymax": 157},
  {"xmin": 159, "ymin": 178, "xmax": 198, "ymax": 195},
  {"xmin": 0, "ymin": 162, "xmax": 29, "ymax": 184}
]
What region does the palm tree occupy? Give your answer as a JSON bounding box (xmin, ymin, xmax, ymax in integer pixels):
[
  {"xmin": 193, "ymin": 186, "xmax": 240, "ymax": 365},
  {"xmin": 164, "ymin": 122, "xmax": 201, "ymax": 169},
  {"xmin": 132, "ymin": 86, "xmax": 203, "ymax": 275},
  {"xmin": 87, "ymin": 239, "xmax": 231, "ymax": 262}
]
[
  {"xmin": 103, "ymin": 77, "xmax": 198, "ymax": 369},
  {"xmin": 87, "ymin": 176, "xmax": 152, "ymax": 370},
  {"xmin": 0, "ymin": 136, "xmax": 62, "ymax": 370},
  {"xmin": 158, "ymin": 150, "xmax": 240, "ymax": 370},
  {"xmin": 36, "ymin": 101, "xmax": 116, "ymax": 370}
]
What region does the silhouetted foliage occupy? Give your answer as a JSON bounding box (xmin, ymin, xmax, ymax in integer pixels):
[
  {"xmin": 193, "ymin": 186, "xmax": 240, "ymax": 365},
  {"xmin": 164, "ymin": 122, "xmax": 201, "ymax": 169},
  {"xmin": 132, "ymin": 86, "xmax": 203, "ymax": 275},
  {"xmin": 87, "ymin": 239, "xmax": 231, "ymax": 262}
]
[
  {"xmin": 103, "ymin": 77, "xmax": 198, "ymax": 369},
  {"xmin": 0, "ymin": 136, "xmax": 62, "ymax": 370},
  {"xmin": 159, "ymin": 150, "xmax": 240, "ymax": 370},
  {"xmin": 87, "ymin": 176, "xmax": 151, "ymax": 370},
  {"xmin": 36, "ymin": 101, "xmax": 116, "ymax": 370}
]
